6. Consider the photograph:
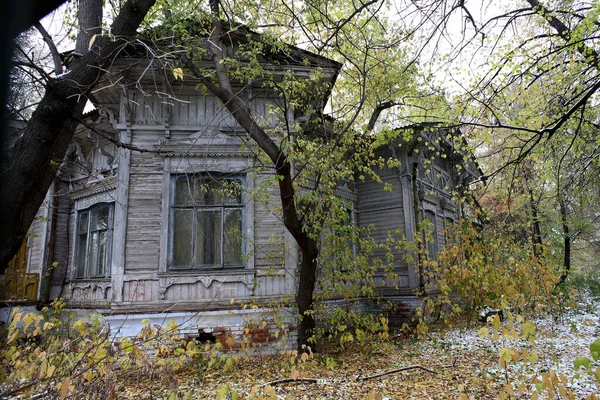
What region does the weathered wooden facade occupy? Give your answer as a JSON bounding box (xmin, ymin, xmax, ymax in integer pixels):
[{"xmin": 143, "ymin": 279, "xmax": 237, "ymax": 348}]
[{"xmin": 1, "ymin": 32, "xmax": 478, "ymax": 345}]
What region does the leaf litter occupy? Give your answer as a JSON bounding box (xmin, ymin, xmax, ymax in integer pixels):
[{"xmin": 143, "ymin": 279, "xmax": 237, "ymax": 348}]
[{"xmin": 118, "ymin": 297, "xmax": 599, "ymax": 399}]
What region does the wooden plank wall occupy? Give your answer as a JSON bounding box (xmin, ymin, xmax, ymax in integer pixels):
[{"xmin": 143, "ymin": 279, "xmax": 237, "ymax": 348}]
[
  {"xmin": 129, "ymin": 92, "xmax": 280, "ymax": 129},
  {"xmin": 125, "ymin": 150, "xmax": 163, "ymax": 272},
  {"xmin": 355, "ymin": 166, "xmax": 409, "ymax": 278}
]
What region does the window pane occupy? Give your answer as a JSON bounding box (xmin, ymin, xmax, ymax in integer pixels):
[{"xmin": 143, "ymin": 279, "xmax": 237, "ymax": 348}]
[
  {"xmin": 76, "ymin": 233, "xmax": 87, "ymax": 278},
  {"xmin": 78, "ymin": 212, "xmax": 89, "ymax": 234},
  {"xmin": 91, "ymin": 206, "xmax": 109, "ymax": 231},
  {"xmin": 195, "ymin": 178, "xmax": 220, "ymax": 205},
  {"xmin": 196, "ymin": 210, "xmax": 222, "ymax": 266},
  {"xmin": 174, "ymin": 177, "xmax": 195, "ymax": 206},
  {"xmin": 222, "ymin": 179, "xmax": 242, "ymax": 205},
  {"xmin": 224, "ymin": 208, "xmax": 242, "ymax": 266},
  {"xmin": 89, "ymin": 231, "xmax": 99, "ymax": 277},
  {"xmin": 173, "ymin": 209, "xmax": 193, "ymax": 267},
  {"xmin": 97, "ymin": 231, "xmax": 107, "ymax": 277}
]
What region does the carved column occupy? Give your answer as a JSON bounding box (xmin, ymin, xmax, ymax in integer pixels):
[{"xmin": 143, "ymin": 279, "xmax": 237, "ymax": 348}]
[{"xmin": 111, "ymin": 128, "xmax": 131, "ymax": 304}]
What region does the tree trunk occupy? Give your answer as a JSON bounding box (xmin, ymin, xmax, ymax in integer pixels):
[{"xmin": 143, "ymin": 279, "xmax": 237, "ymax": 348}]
[
  {"xmin": 296, "ymin": 249, "xmax": 319, "ymax": 349},
  {"xmin": 75, "ymin": 0, "xmax": 103, "ymax": 55},
  {"xmin": 198, "ymin": 0, "xmax": 322, "ymax": 349},
  {"xmin": 527, "ymin": 186, "xmax": 543, "ymax": 258},
  {"xmin": 556, "ymin": 200, "xmax": 571, "ymax": 286},
  {"xmin": 0, "ymin": 0, "xmax": 156, "ymax": 273},
  {"xmin": 412, "ymin": 162, "xmax": 425, "ymax": 293}
]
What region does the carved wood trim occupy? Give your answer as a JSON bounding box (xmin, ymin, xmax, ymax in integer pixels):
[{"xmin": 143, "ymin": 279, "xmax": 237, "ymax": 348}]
[{"xmin": 157, "ymin": 271, "xmax": 255, "ymax": 300}]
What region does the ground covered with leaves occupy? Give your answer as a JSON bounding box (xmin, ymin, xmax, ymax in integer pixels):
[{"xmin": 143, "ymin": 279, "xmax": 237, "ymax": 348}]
[{"xmin": 115, "ymin": 299, "xmax": 600, "ymax": 400}]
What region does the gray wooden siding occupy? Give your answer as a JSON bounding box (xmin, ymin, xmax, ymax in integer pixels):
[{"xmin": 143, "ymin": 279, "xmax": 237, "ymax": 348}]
[
  {"xmin": 27, "ymin": 195, "xmax": 50, "ymax": 275},
  {"xmin": 128, "ymin": 92, "xmax": 280, "ymax": 128},
  {"xmin": 123, "ymin": 279, "xmax": 158, "ymax": 302},
  {"xmin": 125, "ymin": 152, "xmax": 163, "ymax": 271},
  {"xmin": 356, "ymin": 169, "xmax": 408, "ymax": 276},
  {"xmin": 253, "ymin": 174, "xmax": 286, "ymax": 270},
  {"xmin": 254, "ymin": 273, "xmax": 290, "ymax": 297}
]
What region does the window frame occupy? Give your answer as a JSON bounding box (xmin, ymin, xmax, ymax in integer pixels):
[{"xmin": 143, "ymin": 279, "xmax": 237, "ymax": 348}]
[
  {"xmin": 169, "ymin": 173, "xmax": 245, "ymax": 271},
  {"xmin": 74, "ymin": 203, "xmax": 114, "ymax": 279}
]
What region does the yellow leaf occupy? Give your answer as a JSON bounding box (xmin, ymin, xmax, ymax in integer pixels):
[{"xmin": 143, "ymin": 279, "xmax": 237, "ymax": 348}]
[
  {"xmin": 492, "ymin": 331, "xmax": 500, "ymax": 342},
  {"xmin": 549, "ymin": 370, "xmax": 558, "ymax": 385},
  {"xmin": 40, "ymin": 358, "xmax": 48, "ymax": 379},
  {"xmin": 88, "ymin": 34, "xmax": 96, "ymax": 50},
  {"xmin": 478, "ymin": 327, "xmax": 489, "ymax": 339},
  {"xmin": 558, "ymin": 386, "xmax": 568, "ymax": 398},
  {"xmin": 173, "ymin": 67, "xmax": 184, "ymax": 81},
  {"xmin": 84, "ymin": 371, "xmax": 94, "ymax": 382},
  {"xmin": 511, "ymin": 348, "xmax": 520, "ymax": 361},
  {"xmin": 529, "ymin": 350, "xmax": 539, "ymax": 363},
  {"xmin": 47, "ymin": 364, "xmax": 56, "ymax": 378},
  {"xmin": 499, "ymin": 348, "xmax": 512, "ymax": 363},
  {"xmin": 499, "ymin": 357, "xmax": 506, "ymax": 368},
  {"xmin": 7, "ymin": 330, "xmax": 18, "ymax": 344},
  {"xmin": 522, "ymin": 321, "xmax": 536, "ymax": 338},
  {"xmin": 264, "ymin": 385, "xmax": 276, "ymax": 398},
  {"xmin": 492, "ymin": 314, "xmax": 501, "ymax": 331},
  {"xmin": 11, "ymin": 311, "xmax": 22, "ymax": 326},
  {"xmin": 60, "ymin": 377, "xmax": 70, "ymax": 400},
  {"xmin": 367, "ymin": 390, "xmax": 381, "ymax": 400},
  {"xmin": 23, "ymin": 313, "xmax": 34, "ymax": 330},
  {"xmin": 290, "ymin": 368, "xmax": 300, "ymax": 380},
  {"xmin": 516, "ymin": 314, "xmax": 524, "ymax": 323}
]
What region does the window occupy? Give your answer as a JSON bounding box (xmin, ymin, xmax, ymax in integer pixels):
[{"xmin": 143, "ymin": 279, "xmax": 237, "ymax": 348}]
[
  {"xmin": 75, "ymin": 203, "xmax": 114, "ymax": 278},
  {"xmin": 423, "ymin": 210, "xmax": 439, "ymax": 260},
  {"xmin": 170, "ymin": 175, "xmax": 244, "ymax": 269}
]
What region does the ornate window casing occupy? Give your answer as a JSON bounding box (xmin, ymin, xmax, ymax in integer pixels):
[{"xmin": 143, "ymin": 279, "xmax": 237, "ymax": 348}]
[
  {"xmin": 169, "ymin": 173, "xmax": 245, "ymax": 270},
  {"xmin": 74, "ymin": 203, "xmax": 114, "ymax": 278}
]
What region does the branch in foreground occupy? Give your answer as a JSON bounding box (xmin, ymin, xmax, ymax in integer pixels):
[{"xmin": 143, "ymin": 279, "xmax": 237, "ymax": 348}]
[
  {"xmin": 259, "ymin": 378, "xmax": 324, "ymax": 387},
  {"xmin": 358, "ymin": 365, "xmax": 437, "ymax": 381},
  {"xmin": 75, "ymin": 117, "xmax": 170, "ymax": 155}
]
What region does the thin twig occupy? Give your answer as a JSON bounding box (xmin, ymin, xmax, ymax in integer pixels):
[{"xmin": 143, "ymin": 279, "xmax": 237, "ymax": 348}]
[
  {"xmin": 259, "ymin": 378, "xmax": 323, "ymax": 387},
  {"xmin": 358, "ymin": 365, "xmax": 436, "ymax": 381}
]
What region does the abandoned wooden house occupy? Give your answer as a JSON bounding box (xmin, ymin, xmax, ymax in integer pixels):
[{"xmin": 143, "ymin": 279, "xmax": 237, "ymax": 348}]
[{"xmin": 0, "ymin": 29, "xmax": 479, "ymax": 349}]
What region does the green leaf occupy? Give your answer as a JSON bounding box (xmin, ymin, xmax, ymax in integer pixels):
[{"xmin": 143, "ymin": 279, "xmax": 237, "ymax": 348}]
[
  {"xmin": 492, "ymin": 314, "xmax": 501, "ymax": 331},
  {"xmin": 522, "ymin": 321, "xmax": 536, "ymax": 339},
  {"xmin": 478, "ymin": 327, "xmax": 489, "ymax": 338},
  {"xmin": 216, "ymin": 384, "xmax": 230, "ymax": 400},
  {"xmin": 590, "ymin": 338, "xmax": 600, "ymax": 361},
  {"xmin": 573, "ymin": 356, "xmax": 591, "ymax": 370},
  {"xmin": 529, "ymin": 350, "xmax": 539, "ymax": 364},
  {"xmin": 535, "ymin": 382, "xmax": 544, "ymax": 392}
]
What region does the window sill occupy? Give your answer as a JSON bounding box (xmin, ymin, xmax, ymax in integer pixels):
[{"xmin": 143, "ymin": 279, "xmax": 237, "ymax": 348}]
[
  {"xmin": 69, "ymin": 277, "xmax": 111, "ymax": 282},
  {"xmin": 157, "ymin": 270, "xmax": 254, "ymax": 300},
  {"xmin": 162, "ymin": 266, "xmax": 245, "ymax": 274}
]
